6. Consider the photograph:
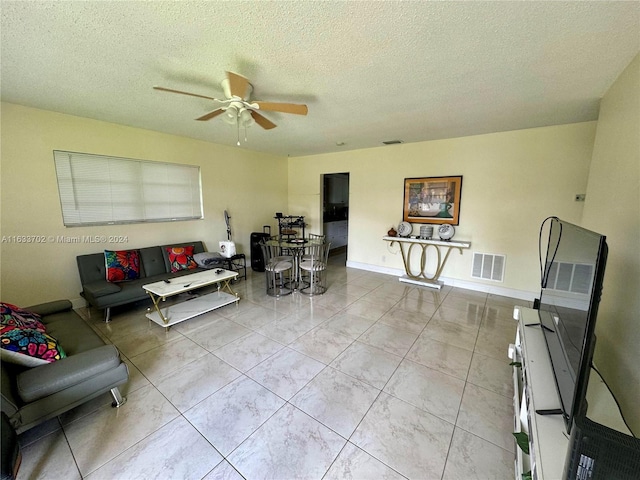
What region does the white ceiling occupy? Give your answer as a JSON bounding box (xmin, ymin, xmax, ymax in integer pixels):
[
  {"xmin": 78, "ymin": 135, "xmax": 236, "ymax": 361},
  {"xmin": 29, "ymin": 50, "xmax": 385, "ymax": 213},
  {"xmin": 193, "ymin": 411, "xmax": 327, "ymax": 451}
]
[{"xmin": 1, "ymin": 1, "xmax": 638, "ymax": 157}]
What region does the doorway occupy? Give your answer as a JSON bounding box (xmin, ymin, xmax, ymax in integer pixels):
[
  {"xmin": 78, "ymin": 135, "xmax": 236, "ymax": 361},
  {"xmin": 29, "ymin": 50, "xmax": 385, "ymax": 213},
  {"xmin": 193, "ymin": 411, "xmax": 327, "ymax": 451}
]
[{"xmin": 322, "ymin": 173, "xmax": 349, "ymax": 264}]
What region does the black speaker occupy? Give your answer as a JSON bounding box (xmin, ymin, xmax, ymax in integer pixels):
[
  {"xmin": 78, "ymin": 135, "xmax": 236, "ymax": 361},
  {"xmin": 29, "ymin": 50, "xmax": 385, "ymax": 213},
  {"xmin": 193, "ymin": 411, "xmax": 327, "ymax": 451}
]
[
  {"xmin": 250, "ymin": 226, "xmax": 271, "ymax": 272},
  {"xmin": 564, "ymin": 415, "xmax": 640, "ymax": 480}
]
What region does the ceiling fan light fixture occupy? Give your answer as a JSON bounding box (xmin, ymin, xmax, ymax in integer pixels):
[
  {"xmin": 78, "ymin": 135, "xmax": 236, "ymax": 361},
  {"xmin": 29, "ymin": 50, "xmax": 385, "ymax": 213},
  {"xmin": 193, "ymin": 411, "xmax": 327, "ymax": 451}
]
[
  {"xmin": 154, "ymin": 71, "xmax": 307, "ymax": 144},
  {"xmin": 223, "ymin": 105, "xmax": 238, "ymax": 125},
  {"xmin": 238, "ymin": 107, "xmax": 254, "ymax": 128}
]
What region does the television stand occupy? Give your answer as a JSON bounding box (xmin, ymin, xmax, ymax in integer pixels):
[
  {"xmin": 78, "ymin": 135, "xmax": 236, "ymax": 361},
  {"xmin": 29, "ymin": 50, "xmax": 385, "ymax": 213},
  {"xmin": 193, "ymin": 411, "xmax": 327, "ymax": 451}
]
[{"xmin": 510, "ymin": 306, "xmax": 632, "ymax": 479}]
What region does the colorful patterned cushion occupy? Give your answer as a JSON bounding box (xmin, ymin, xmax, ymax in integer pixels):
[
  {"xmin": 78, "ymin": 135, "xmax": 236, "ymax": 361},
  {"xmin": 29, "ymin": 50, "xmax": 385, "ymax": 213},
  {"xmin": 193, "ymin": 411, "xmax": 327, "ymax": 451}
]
[
  {"xmin": 105, "ymin": 250, "xmax": 141, "ymax": 282},
  {"xmin": 1, "ymin": 325, "xmax": 66, "ymax": 367},
  {"xmin": 0, "ymin": 302, "xmax": 46, "ymax": 331},
  {"xmin": 166, "ymin": 246, "xmax": 197, "ymax": 273}
]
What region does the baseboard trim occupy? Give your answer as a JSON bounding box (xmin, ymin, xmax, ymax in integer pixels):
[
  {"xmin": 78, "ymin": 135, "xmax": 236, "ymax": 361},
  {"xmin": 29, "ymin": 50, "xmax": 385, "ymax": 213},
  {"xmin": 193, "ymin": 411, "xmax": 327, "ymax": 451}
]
[
  {"xmin": 70, "ymin": 297, "xmax": 88, "ymax": 310},
  {"xmin": 345, "ymin": 260, "xmax": 536, "ymax": 302}
]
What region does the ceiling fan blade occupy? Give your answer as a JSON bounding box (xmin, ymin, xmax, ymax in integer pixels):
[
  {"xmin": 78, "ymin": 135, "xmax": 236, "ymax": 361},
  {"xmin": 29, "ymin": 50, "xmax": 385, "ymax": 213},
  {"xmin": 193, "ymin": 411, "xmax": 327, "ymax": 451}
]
[
  {"xmin": 253, "ymin": 101, "xmax": 308, "ymax": 115},
  {"xmin": 196, "ymin": 109, "xmax": 225, "ymax": 121},
  {"xmin": 251, "ymin": 111, "xmax": 277, "ymax": 130},
  {"xmin": 153, "ymin": 86, "xmax": 218, "ymax": 101},
  {"xmin": 227, "ymin": 71, "xmax": 250, "ymax": 98}
]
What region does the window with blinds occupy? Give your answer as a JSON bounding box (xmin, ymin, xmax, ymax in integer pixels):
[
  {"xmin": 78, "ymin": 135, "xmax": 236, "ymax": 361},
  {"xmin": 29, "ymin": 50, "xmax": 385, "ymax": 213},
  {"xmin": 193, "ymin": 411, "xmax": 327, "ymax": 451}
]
[{"xmin": 53, "ymin": 150, "xmax": 203, "ymax": 226}]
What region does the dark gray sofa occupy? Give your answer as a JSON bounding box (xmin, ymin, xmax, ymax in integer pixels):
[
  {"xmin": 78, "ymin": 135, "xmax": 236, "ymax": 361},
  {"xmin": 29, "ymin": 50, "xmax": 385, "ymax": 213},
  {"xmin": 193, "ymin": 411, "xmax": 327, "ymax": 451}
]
[
  {"xmin": 1, "ymin": 300, "xmax": 128, "ymax": 434},
  {"xmin": 76, "ymin": 241, "xmax": 216, "ymax": 322}
]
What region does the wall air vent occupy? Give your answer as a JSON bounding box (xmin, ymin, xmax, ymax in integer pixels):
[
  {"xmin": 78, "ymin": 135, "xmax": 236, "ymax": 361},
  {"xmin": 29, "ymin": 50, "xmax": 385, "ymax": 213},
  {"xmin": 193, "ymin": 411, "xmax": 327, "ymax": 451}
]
[
  {"xmin": 382, "ymin": 140, "xmax": 403, "ymax": 145},
  {"xmin": 472, "ymin": 252, "xmax": 505, "ymax": 282}
]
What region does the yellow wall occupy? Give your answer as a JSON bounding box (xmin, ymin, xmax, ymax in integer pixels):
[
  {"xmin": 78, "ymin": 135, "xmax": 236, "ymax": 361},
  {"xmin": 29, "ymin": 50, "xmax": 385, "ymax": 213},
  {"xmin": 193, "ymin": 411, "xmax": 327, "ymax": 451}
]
[
  {"xmin": 289, "ymin": 122, "xmax": 597, "ymax": 297},
  {"xmin": 582, "ymin": 53, "xmax": 640, "ymax": 433},
  {"xmin": 0, "ymin": 103, "xmax": 288, "ymax": 306},
  {"xmin": 0, "ymin": 103, "xmax": 600, "ymax": 306}
]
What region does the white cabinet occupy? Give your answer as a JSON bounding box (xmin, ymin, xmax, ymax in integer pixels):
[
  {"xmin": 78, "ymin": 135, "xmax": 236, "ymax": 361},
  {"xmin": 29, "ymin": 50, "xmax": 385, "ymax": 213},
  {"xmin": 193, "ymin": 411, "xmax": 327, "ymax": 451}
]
[
  {"xmin": 509, "ymin": 307, "xmax": 632, "ymax": 480},
  {"xmin": 324, "ymin": 221, "xmax": 348, "ymax": 249},
  {"xmin": 510, "ymin": 307, "xmax": 568, "ymax": 480}
]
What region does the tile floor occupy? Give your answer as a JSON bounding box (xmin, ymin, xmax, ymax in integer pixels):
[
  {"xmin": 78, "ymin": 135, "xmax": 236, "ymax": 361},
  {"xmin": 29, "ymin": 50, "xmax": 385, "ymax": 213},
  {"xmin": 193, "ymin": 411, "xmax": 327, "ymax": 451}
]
[{"xmin": 16, "ymin": 255, "xmax": 527, "ymax": 479}]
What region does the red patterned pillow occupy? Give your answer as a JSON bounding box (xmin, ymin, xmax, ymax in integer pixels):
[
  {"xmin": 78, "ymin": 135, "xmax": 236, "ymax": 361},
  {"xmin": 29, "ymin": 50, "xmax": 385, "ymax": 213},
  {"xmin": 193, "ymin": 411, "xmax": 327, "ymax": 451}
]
[
  {"xmin": 166, "ymin": 246, "xmax": 197, "ymax": 273},
  {"xmin": 0, "ymin": 302, "xmax": 46, "ymax": 331},
  {"xmin": 105, "ymin": 250, "xmax": 141, "ymax": 282}
]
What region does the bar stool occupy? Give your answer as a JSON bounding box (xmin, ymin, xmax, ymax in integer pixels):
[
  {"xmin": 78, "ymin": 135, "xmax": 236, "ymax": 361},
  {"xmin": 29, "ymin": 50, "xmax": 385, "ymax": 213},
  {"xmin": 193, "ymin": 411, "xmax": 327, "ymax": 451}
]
[
  {"xmin": 260, "ymin": 242, "xmax": 293, "ymax": 297},
  {"xmin": 299, "ymin": 242, "xmax": 331, "ymax": 296}
]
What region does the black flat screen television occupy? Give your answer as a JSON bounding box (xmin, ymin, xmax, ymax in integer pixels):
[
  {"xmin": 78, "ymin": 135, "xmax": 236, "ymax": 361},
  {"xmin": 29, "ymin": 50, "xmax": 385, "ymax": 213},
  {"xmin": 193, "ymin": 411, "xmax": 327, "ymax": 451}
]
[{"xmin": 536, "ymin": 217, "xmax": 608, "ymax": 435}]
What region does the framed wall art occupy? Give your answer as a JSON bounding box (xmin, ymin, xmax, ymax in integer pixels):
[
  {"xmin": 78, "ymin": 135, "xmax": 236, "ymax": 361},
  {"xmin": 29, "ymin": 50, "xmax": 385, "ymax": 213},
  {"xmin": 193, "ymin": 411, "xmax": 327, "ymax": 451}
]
[{"xmin": 403, "ymin": 176, "xmax": 463, "ymax": 225}]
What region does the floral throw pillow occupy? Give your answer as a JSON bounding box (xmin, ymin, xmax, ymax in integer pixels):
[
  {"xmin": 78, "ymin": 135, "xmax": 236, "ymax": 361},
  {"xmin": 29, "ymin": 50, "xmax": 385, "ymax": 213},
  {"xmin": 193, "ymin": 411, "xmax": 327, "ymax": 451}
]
[
  {"xmin": 105, "ymin": 250, "xmax": 141, "ymax": 282},
  {"xmin": 166, "ymin": 246, "xmax": 197, "ymax": 273},
  {"xmin": 0, "ymin": 302, "xmax": 46, "ymax": 331},
  {"xmin": 1, "ymin": 324, "xmax": 66, "ymax": 367}
]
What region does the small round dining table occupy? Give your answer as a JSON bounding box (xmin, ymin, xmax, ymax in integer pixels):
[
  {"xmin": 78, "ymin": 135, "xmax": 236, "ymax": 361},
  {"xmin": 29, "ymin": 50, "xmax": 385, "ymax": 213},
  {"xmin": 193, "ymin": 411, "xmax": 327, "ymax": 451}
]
[{"xmin": 265, "ymin": 237, "xmax": 324, "ymax": 290}]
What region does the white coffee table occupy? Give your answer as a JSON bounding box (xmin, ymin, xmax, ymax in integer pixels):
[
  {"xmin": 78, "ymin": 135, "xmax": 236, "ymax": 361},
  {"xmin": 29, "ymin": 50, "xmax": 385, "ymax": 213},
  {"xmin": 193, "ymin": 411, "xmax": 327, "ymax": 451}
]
[{"xmin": 143, "ymin": 269, "xmax": 239, "ymax": 329}]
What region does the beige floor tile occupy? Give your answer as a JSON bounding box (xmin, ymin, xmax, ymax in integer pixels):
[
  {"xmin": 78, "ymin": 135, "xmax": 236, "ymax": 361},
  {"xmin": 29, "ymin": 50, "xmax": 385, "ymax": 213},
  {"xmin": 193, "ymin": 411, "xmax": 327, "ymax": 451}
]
[
  {"xmin": 202, "ymin": 460, "xmax": 244, "ymax": 480},
  {"xmin": 153, "ymin": 353, "xmax": 241, "ymax": 412},
  {"xmin": 330, "ymin": 341, "xmax": 402, "ymax": 389},
  {"xmin": 406, "ymin": 336, "xmax": 474, "ymax": 380},
  {"xmin": 129, "ymin": 335, "xmax": 209, "ymax": 383},
  {"xmin": 184, "ymin": 376, "xmax": 284, "ymax": 456},
  {"xmin": 456, "ymin": 383, "xmax": 516, "ymax": 453},
  {"xmin": 377, "ymin": 307, "xmax": 431, "ymax": 335},
  {"xmin": 358, "ymin": 322, "xmax": 419, "ymax": 357},
  {"xmin": 84, "ymin": 416, "xmax": 222, "ymax": 479},
  {"xmin": 247, "ymin": 347, "xmax": 325, "ymax": 400},
  {"xmin": 291, "ymin": 366, "xmax": 380, "ymax": 438},
  {"xmin": 384, "ymin": 359, "xmax": 465, "ymax": 424},
  {"xmin": 351, "ymin": 393, "xmax": 454, "ymax": 479},
  {"xmin": 322, "ymin": 312, "xmax": 377, "ymax": 339},
  {"xmin": 420, "ymin": 317, "xmax": 479, "ymax": 352},
  {"xmin": 288, "ymin": 325, "xmax": 355, "ymax": 364},
  {"xmin": 18, "ymin": 429, "xmax": 82, "ymax": 480},
  {"xmin": 442, "ymin": 427, "xmax": 514, "ymax": 480},
  {"xmin": 213, "ymin": 331, "xmax": 284, "ymax": 371},
  {"xmin": 63, "ymin": 384, "xmax": 180, "ymax": 476},
  {"xmin": 323, "ymin": 442, "xmax": 406, "ymax": 480},
  {"xmin": 185, "ymin": 317, "xmax": 252, "ymax": 352},
  {"xmin": 227, "ymin": 404, "xmax": 346, "ymax": 479},
  {"xmin": 467, "ymin": 351, "xmax": 514, "ymax": 398}
]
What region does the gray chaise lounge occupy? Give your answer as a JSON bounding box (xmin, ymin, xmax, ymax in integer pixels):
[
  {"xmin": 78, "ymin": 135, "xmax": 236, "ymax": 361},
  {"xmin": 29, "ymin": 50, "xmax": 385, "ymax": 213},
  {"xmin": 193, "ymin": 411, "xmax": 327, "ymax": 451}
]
[{"xmin": 1, "ymin": 300, "xmax": 128, "ymax": 434}]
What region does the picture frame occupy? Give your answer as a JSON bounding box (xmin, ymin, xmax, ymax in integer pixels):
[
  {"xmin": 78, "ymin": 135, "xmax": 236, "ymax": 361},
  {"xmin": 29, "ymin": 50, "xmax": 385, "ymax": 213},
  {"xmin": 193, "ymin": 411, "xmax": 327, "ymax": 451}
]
[{"xmin": 403, "ymin": 176, "xmax": 463, "ymax": 225}]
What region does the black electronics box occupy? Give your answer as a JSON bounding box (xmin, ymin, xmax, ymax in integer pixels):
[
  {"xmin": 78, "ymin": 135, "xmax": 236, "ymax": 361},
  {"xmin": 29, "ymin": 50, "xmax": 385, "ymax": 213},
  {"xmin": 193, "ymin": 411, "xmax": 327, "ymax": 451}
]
[{"xmin": 564, "ymin": 415, "xmax": 640, "ymax": 480}]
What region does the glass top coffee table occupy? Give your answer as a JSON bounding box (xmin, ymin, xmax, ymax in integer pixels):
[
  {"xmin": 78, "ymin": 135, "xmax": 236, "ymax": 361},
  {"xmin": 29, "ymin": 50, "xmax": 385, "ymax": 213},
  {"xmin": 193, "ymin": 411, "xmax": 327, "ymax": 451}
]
[{"xmin": 143, "ymin": 269, "xmax": 239, "ymax": 330}]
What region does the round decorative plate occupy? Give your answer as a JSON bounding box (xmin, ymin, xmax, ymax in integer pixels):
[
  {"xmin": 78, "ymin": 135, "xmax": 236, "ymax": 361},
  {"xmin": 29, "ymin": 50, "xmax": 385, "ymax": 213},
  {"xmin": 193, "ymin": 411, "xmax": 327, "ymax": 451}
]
[
  {"xmin": 397, "ymin": 222, "xmax": 412, "ymax": 237},
  {"xmin": 438, "ymin": 224, "xmax": 455, "ymax": 240}
]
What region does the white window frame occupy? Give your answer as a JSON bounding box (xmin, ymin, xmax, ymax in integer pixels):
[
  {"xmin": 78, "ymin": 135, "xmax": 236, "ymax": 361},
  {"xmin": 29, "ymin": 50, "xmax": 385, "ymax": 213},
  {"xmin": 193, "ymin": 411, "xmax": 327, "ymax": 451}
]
[{"xmin": 53, "ymin": 150, "xmax": 203, "ymax": 227}]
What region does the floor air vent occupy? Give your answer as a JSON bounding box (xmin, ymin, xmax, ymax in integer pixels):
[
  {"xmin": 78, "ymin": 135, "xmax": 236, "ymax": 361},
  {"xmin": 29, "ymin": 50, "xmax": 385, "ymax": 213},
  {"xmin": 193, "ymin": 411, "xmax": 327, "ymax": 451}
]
[{"xmin": 472, "ymin": 253, "xmax": 505, "ymax": 282}]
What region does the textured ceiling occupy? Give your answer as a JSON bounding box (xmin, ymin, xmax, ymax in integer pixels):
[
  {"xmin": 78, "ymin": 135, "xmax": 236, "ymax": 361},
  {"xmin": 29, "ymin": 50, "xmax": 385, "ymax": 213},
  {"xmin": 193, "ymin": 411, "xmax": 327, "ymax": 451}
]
[{"xmin": 1, "ymin": 1, "xmax": 639, "ymax": 157}]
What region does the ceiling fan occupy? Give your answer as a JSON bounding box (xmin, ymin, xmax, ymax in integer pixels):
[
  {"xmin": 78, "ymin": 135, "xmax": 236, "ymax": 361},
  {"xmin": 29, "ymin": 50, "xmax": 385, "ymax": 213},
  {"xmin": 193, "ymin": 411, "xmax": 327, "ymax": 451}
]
[{"xmin": 153, "ymin": 71, "xmax": 308, "ymax": 144}]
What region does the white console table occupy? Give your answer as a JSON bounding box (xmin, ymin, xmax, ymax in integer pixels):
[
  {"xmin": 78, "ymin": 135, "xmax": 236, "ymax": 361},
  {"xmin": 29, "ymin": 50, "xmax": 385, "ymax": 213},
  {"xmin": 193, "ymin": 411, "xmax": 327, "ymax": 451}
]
[
  {"xmin": 383, "ymin": 236, "xmax": 470, "ymax": 289},
  {"xmin": 510, "ymin": 307, "xmax": 631, "ymax": 480}
]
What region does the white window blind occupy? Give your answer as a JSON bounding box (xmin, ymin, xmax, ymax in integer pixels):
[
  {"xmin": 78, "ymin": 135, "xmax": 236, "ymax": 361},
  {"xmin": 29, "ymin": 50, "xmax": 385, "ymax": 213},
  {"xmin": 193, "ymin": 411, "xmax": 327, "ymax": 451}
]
[{"xmin": 53, "ymin": 151, "xmax": 203, "ymax": 226}]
